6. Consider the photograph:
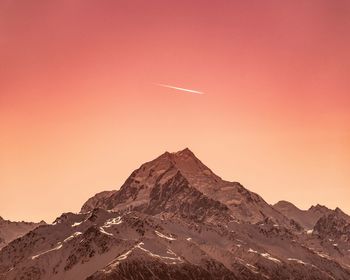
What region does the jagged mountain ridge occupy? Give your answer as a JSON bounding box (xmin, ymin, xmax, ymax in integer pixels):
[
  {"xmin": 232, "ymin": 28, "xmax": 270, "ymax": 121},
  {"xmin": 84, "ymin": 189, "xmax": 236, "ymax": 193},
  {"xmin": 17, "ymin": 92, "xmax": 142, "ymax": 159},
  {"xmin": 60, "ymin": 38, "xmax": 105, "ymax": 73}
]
[
  {"xmin": 2, "ymin": 207, "xmax": 350, "ymax": 280},
  {"xmin": 314, "ymin": 209, "xmax": 350, "ymax": 240},
  {"xmin": 274, "ymin": 201, "xmax": 332, "ymax": 229},
  {"xmin": 0, "ymin": 216, "xmax": 45, "ymax": 250}
]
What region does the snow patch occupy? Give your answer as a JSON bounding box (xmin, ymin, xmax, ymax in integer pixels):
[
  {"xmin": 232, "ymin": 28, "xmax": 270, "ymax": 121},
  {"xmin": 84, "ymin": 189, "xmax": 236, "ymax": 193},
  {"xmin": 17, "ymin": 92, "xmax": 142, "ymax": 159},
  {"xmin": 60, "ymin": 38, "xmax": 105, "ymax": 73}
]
[
  {"xmin": 105, "ymin": 242, "xmax": 143, "ymax": 270},
  {"xmin": 288, "ymin": 258, "xmax": 307, "ymax": 265},
  {"xmin": 103, "ymin": 217, "xmax": 122, "ymax": 228},
  {"xmin": 246, "ymin": 263, "xmax": 259, "ymax": 274},
  {"xmin": 99, "ymin": 227, "xmax": 114, "ymax": 236},
  {"xmin": 116, "ymin": 248, "xmax": 134, "ymax": 261},
  {"xmin": 235, "ymin": 258, "xmax": 259, "ymax": 274},
  {"xmin": 31, "ymin": 243, "xmax": 63, "ymax": 260},
  {"xmin": 316, "ymin": 252, "xmax": 330, "ymax": 259},
  {"xmin": 248, "ymin": 249, "xmax": 281, "ymax": 263},
  {"xmin": 71, "ymin": 221, "xmax": 83, "ymax": 227},
  {"xmin": 248, "ymin": 248, "xmax": 258, "ymax": 254},
  {"xmin": 136, "ymin": 242, "xmax": 182, "ymax": 263},
  {"xmin": 166, "ymin": 249, "xmax": 177, "ymax": 256},
  {"xmin": 246, "ymin": 263, "xmax": 258, "ymax": 270},
  {"xmin": 155, "ymin": 230, "xmax": 176, "ymax": 241},
  {"xmin": 64, "ymin": 232, "xmax": 82, "ymax": 242},
  {"xmin": 306, "ymin": 229, "xmax": 313, "ymax": 235},
  {"xmin": 261, "ymin": 253, "xmax": 281, "ymax": 263}
]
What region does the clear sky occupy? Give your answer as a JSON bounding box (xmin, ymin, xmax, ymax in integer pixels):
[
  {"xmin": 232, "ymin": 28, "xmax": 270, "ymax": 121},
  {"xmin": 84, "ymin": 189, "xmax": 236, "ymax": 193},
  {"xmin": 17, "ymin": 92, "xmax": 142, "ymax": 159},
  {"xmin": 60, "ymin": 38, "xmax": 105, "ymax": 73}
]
[{"xmin": 1, "ymin": 0, "xmax": 349, "ymax": 222}]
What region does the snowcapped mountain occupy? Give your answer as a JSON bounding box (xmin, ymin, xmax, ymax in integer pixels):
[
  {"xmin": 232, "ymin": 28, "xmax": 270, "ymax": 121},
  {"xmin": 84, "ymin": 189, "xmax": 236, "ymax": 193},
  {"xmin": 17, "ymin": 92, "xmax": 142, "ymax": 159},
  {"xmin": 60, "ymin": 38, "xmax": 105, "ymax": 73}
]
[
  {"xmin": 1, "ymin": 148, "xmax": 350, "ymax": 280},
  {"xmin": 82, "ymin": 149, "xmax": 290, "ymax": 226},
  {"xmin": 0, "ymin": 216, "xmax": 45, "ymax": 250}
]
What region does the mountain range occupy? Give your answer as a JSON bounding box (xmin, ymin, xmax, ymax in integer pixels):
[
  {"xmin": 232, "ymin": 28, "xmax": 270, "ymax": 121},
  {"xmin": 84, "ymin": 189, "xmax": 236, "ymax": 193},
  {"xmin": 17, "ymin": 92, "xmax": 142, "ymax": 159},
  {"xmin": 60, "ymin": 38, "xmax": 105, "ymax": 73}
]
[
  {"xmin": 0, "ymin": 217, "xmax": 45, "ymax": 250},
  {"xmin": 1, "ymin": 148, "xmax": 350, "ymax": 280}
]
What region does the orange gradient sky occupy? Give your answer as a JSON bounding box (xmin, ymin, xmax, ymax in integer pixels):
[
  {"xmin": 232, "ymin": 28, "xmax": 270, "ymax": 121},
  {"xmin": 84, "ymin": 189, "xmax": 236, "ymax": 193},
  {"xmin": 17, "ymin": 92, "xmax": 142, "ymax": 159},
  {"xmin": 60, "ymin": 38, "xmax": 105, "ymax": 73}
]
[{"xmin": 1, "ymin": 0, "xmax": 350, "ymax": 222}]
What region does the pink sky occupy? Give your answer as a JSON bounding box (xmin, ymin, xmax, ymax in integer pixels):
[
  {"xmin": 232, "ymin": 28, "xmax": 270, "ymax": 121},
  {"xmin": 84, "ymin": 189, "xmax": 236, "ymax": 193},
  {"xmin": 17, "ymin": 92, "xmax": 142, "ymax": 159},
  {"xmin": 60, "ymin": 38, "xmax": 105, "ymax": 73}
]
[{"xmin": 1, "ymin": 0, "xmax": 349, "ymax": 222}]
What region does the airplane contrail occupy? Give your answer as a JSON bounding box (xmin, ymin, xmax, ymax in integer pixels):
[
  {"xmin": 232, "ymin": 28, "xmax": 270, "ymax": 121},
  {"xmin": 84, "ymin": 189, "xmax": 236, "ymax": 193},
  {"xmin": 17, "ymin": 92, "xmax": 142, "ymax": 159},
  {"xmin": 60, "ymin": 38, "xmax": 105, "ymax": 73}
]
[{"xmin": 155, "ymin": 83, "xmax": 204, "ymax": 95}]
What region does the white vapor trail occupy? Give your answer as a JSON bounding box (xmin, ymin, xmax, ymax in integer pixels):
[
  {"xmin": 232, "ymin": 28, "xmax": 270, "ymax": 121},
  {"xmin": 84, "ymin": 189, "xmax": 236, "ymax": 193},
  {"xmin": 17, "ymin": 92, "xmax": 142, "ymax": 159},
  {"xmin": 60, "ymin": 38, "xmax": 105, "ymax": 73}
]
[{"xmin": 155, "ymin": 83, "xmax": 204, "ymax": 95}]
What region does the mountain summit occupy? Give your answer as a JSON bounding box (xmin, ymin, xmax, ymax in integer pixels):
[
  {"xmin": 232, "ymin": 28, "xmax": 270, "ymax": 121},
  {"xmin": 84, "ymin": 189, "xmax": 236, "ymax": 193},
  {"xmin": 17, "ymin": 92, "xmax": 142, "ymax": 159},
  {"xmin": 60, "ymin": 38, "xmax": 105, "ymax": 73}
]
[{"xmin": 82, "ymin": 148, "xmax": 288, "ymax": 225}]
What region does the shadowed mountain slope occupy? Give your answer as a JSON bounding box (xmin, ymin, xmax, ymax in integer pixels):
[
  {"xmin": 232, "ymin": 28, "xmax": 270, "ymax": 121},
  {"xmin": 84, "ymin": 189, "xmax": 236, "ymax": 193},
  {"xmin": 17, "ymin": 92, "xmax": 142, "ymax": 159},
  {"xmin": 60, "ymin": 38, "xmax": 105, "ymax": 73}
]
[{"xmin": 0, "ymin": 216, "xmax": 45, "ymax": 250}]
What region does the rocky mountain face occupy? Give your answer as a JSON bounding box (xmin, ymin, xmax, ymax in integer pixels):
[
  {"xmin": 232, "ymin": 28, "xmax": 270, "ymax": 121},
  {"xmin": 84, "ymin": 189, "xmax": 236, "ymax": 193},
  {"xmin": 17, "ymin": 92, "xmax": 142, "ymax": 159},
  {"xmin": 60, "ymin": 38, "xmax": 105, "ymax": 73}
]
[
  {"xmin": 0, "ymin": 216, "xmax": 45, "ymax": 250},
  {"xmin": 82, "ymin": 149, "xmax": 289, "ymax": 226},
  {"xmin": 274, "ymin": 201, "xmax": 335, "ymax": 230},
  {"xmin": 314, "ymin": 209, "xmax": 350, "ymax": 240},
  {"xmin": 1, "ymin": 148, "xmax": 350, "ymax": 280}
]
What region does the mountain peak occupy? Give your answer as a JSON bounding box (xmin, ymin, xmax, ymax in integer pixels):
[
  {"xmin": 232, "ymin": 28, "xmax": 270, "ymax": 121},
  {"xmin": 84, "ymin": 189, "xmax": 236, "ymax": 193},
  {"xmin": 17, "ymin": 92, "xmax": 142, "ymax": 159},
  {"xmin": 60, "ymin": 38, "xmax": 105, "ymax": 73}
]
[
  {"xmin": 274, "ymin": 200, "xmax": 299, "ymax": 209},
  {"xmin": 309, "ymin": 204, "xmax": 329, "ymax": 212},
  {"xmin": 335, "ymin": 207, "xmax": 345, "ymax": 214},
  {"xmin": 81, "ymin": 149, "xmax": 290, "ymax": 225},
  {"xmin": 148, "ymin": 148, "xmax": 218, "ymax": 184},
  {"xmin": 159, "ymin": 148, "xmax": 198, "ymax": 161},
  {"xmin": 174, "ymin": 147, "xmax": 195, "ymax": 156}
]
